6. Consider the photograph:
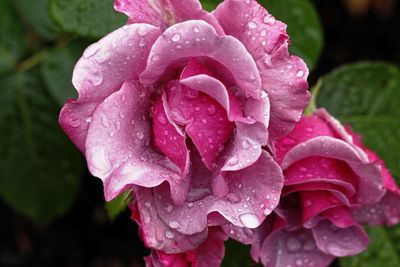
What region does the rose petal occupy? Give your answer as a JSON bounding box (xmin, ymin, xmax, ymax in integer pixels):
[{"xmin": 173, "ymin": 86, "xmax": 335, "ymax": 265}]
[
  {"xmin": 281, "ymin": 136, "xmax": 385, "ymax": 205},
  {"xmin": 354, "ymin": 191, "xmax": 400, "ymax": 225},
  {"xmin": 186, "ymin": 227, "xmax": 228, "ymax": 267},
  {"xmin": 180, "ymin": 73, "xmax": 270, "ymax": 171},
  {"xmin": 114, "ymin": 0, "xmax": 224, "ymax": 33},
  {"xmin": 166, "ymin": 81, "xmax": 234, "ymax": 169},
  {"xmin": 154, "ymin": 151, "xmax": 283, "ymax": 235},
  {"xmin": 60, "ymin": 23, "xmax": 160, "ymax": 153},
  {"xmin": 153, "ymin": 93, "xmax": 189, "ymax": 175},
  {"xmin": 312, "ymin": 220, "xmax": 369, "ymax": 257},
  {"xmin": 140, "ymin": 20, "xmax": 262, "ymax": 99},
  {"xmin": 213, "ymin": 0, "xmax": 310, "ymax": 140},
  {"xmin": 259, "ymin": 227, "xmax": 334, "ymax": 267},
  {"xmin": 85, "ymin": 81, "xmax": 189, "ymax": 204},
  {"xmin": 132, "ymin": 187, "xmax": 208, "ymax": 253}
]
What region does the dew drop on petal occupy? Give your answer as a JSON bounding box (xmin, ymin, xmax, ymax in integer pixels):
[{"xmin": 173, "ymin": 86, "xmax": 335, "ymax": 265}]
[
  {"xmin": 239, "ymin": 213, "xmax": 260, "ymax": 228},
  {"xmin": 286, "ymin": 237, "xmax": 302, "ymax": 252},
  {"xmin": 165, "ymin": 229, "xmax": 175, "ymax": 239},
  {"xmin": 171, "ymin": 33, "xmax": 181, "ymax": 42},
  {"xmin": 296, "ymin": 70, "xmax": 305, "ymax": 78}
]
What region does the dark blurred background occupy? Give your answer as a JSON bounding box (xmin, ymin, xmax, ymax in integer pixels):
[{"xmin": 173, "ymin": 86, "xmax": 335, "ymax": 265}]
[{"xmin": 0, "ymin": 0, "xmax": 399, "ymax": 266}]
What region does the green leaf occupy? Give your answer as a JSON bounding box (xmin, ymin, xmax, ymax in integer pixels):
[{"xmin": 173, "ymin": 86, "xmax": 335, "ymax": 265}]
[
  {"xmin": 340, "ymin": 226, "xmax": 400, "ymax": 267},
  {"xmin": 0, "ymin": 70, "xmax": 82, "ymax": 223},
  {"xmin": 0, "ymin": 0, "xmax": 27, "ymax": 73},
  {"xmin": 13, "ymin": 0, "xmax": 60, "ymax": 41},
  {"xmin": 317, "ymin": 62, "xmax": 400, "ymax": 179},
  {"xmin": 49, "ymin": 0, "xmax": 126, "ymax": 39},
  {"xmin": 105, "ymin": 191, "xmax": 132, "ymax": 220},
  {"xmin": 222, "ymin": 240, "xmax": 259, "ymax": 267},
  {"xmin": 260, "ymin": 0, "xmax": 323, "ymax": 70},
  {"xmin": 200, "ymin": 0, "xmax": 221, "ymax": 11},
  {"xmin": 41, "ymin": 45, "xmax": 81, "ymax": 105}
]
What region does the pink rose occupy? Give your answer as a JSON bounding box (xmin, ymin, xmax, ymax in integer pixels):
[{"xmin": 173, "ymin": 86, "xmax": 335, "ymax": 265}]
[
  {"xmin": 225, "ymin": 109, "xmax": 400, "ymax": 267},
  {"xmin": 59, "ymin": 0, "xmax": 309, "ymax": 259}
]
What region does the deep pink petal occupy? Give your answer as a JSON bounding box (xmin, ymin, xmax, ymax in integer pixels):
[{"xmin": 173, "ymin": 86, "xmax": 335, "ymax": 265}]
[
  {"xmin": 187, "ymin": 227, "xmax": 228, "ymax": 267},
  {"xmin": 166, "ymin": 81, "xmax": 234, "ymax": 169},
  {"xmin": 312, "ymin": 220, "xmax": 369, "ymax": 257},
  {"xmin": 152, "ymin": 93, "xmax": 189, "ymax": 175},
  {"xmin": 140, "ymin": 20, "xmax": 262, "ymax": 99},
  {"xmin": 132, "ymin": 188, "xmax": 208, "ymax": 253},
  {"xmin": 181, "ymin": 73, "xmax": 270, "ymax": 172},
  {"xmin": 213, "ymin": 0, "xmax": 310, "ymax": 140},
  {"xmin": 85, "ymin": 81, "xmax": 189, "ymax": 203},
  {"xmin": 281, "ymin": 136, "xmax": 385, "ymax": 205},
  {"xmin": 114, "ymin": 0, "xmax": 224, "ymax": 33},
  {"xmin": 59, "ymin": 23, "xmax": 160, "ymax": 153},
  {"xmin": 259, "ymin": 228, "xmax": 334, "ymax": 267},
  {"xmin": 300, "ymin": 191, "xmax": 343, "ymax": 226},
  {"xmin": 154, "ymin": 151, "xmax": 283, "ymax": 235}
]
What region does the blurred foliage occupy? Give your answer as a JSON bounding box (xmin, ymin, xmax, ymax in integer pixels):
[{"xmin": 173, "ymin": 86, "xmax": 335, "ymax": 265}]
[{"xmin": 0, "ymin": 0, "xmax": 398, "ymax": 266}]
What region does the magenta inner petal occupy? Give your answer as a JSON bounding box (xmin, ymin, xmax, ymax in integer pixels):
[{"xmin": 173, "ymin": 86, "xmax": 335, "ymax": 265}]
[
  {"xmin": 167, "ymin": 82, "xmax": 234, "ymax": 170},
  {"xmin": 152, "ymin": 94, "xmax": 189, "ymax": 175}
]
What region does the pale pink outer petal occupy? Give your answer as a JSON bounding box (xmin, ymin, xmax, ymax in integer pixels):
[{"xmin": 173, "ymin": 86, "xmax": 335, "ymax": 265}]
[
  {"xmin": 213, "ymin": 0, "xmax": 310, "ymax": 140},
  {"xmin": 59, "ymin": 23, "xmax": 161, "ymax": 153},
  {"xmin": 153, "ymin": 151, "xmax": 283, "ymax": 235},
  {"xmin": 132, "ymin": 187, "xmax": 208, "ymax": 254},
  {"xmin": 259, "ymin": 228, "xmax": 334, "ymax": 267},
  {"xmin": 140, "ymin": 20, "xmax": 262, "ymax": 100},
  {"xmin": 312, "ymin": 220, "xmax": 369, "ymax": 257},
  {"xmin": 281, "ymin": 136, "xmax": 385, "ymax": 205},
  {"xmin": 114, "ymin": 0, "xmax": 224, "ymax": 33},
  {"xmin": 85, "ymin": 81, "xmax": 189, "ymax": 203}
]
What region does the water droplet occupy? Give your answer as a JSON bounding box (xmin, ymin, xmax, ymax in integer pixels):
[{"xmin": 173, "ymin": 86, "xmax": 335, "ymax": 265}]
[
  {"xmin": 260, "ymin": 30, "xmax": 267, "ymax": 36},
  {"xmin": 169, "ymin": 220, "xmax": 180, "ymax": 229},
  {"xmin": 207, "ymin": 104, "xmax": 216, "ymax": 115},
  {"xmin": 138, "ymin": 39, "xmax": 146, "ymax": 47},
  {"xmin": 286, "ymin": 237, "xmax": 302, "ymax": 252},
  {"xmin": 248, "ymin": 21, "xmax": 257, "ymax": 29},
  {"xmin": 226, "ymin": 193, "xmax": 241, "ymax": 203},
  {"xmin": 296, "ymin": 259, "xmax": 303, "ymax": 266},
  {"xmin": 239, "ymin": 213, "xmax": 260, "ymax": 228},
  {"xmin": 176, "ymin": 44, "xmax": 182, "ymax": 49},
  {"xmin": 263, "ymin": 14, "xmax": 276, "ymax": 25},
  {"xmin": 101, "ymin": 115, "xmax": 110, "ymax": 128},
  {"xmin": 158, "ymin": 114, "xmax": 167, "ymax": 125},
  {"xmin": 88, "ymin": 71, "xmax": 103, "ymax": 86},
  {"xmin": 187, "ymin": 202, "xmax": 194, "ymax": 208},
  {"xmin": 296, "ymin": 70, "xmax": 305, "ymax": 78},
  {"xmin": 227, "ymin": 155, "xmax": 239, "ymax": 166},
  {"xmin": 144, "ymin": 202, "xmax": 151, "ymax": 208},
  {"xmin": 136, "ymin": 131, "xmax": 144, "ymax": 140},
  {"xmin": 165, "ymin": 204, "xmax": 173, "ymax": 213},
  {"xmin": 202, "ymin": 118, "xmax": 208, "ymax": 124},
  {"xmin": 303, "ymin": 240, "xmax": 316, "ymax": 251},
  {"xmin": 241, "ymin": 139, "xmax": 250, "ymax": 150},
  {"xmin": 69, "ymin": 117, "xmax": 81, "ymax": 127},
  {"xmin": 152, "ymin": 55, "xmax": 159, "ymax": 61},
  {"xmin": 304, "ymin": 200, "xmax": 312, "ymax": 207},
  {"xmin": 165, "ymin": 229, "xmax": 175, "ymax": 239},
  {"xmin": 193, "ymin": 26, "xmax": 200, "ymax": 33},
  {"xmin": 171, "ymin": 33, "xmax": 181, "ymax": 42}
]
